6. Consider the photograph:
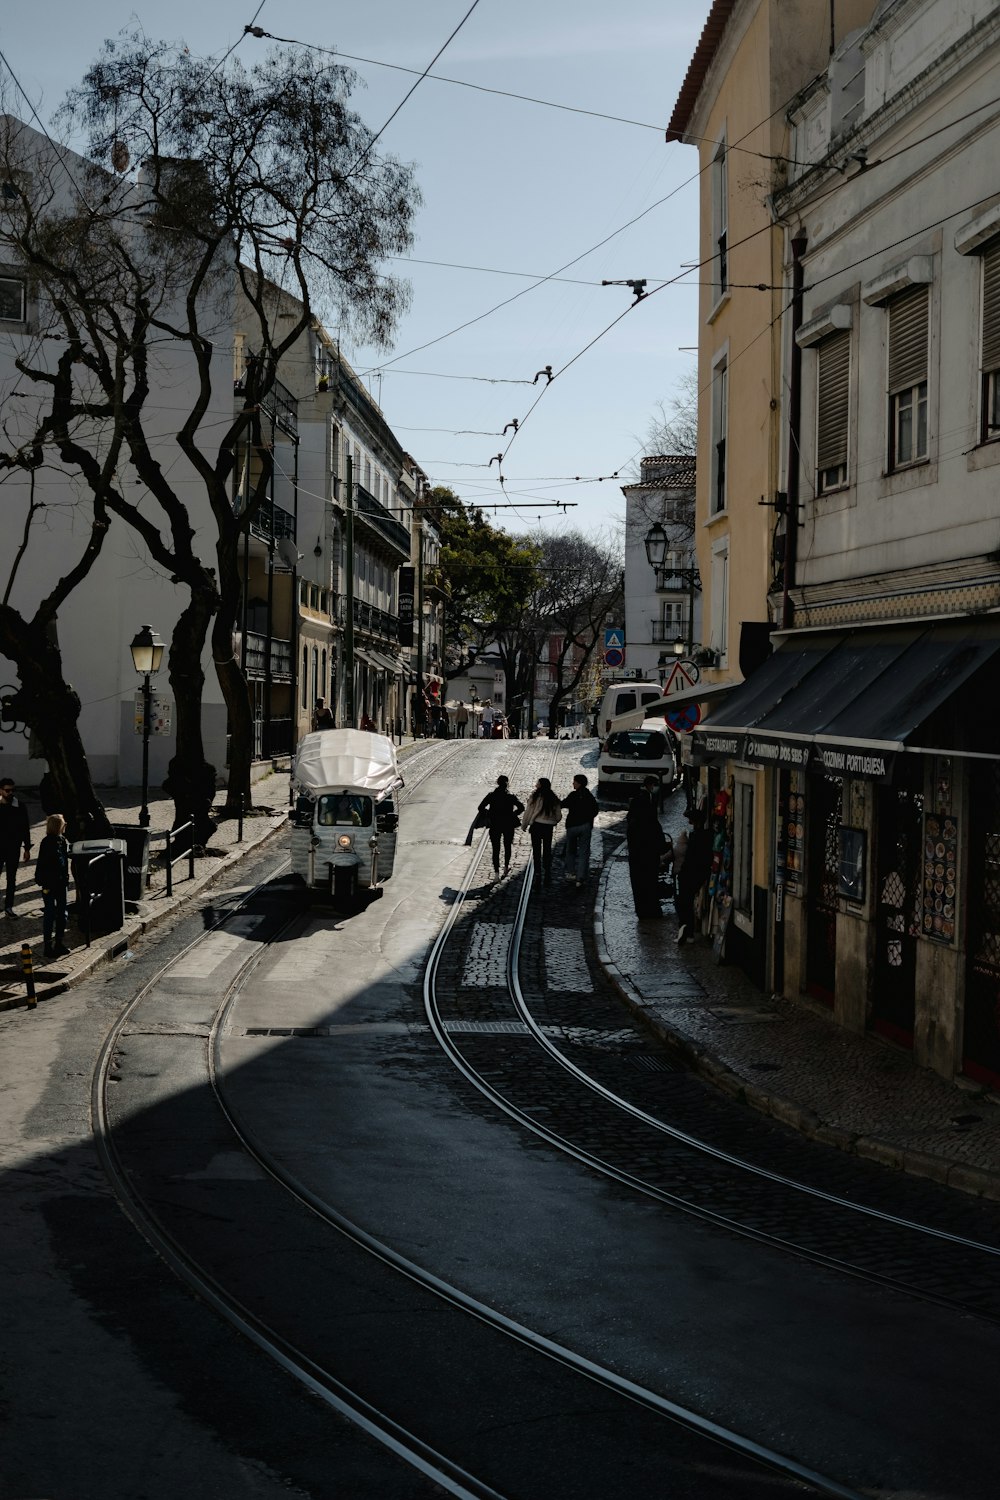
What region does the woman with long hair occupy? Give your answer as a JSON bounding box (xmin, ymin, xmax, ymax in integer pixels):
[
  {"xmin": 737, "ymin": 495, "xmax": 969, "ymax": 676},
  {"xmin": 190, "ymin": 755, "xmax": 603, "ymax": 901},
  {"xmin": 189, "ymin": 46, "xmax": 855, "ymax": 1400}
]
[{"xmin": 521, "ymin": 776, "xmax": 562, "ymax": 885}]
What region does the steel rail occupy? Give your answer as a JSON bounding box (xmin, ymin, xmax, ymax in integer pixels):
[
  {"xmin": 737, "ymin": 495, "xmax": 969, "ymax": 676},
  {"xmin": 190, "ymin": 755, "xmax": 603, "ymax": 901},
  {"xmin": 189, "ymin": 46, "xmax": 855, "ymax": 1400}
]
[
  {"xmin": 513, "ymin": 843, "xmax": 1000, "ymax": 1261},
  {"xmin": 92, "ymin": 868, "xmax": 507, "ymax": 1500},
  {"xmin": 417, "ymin": 742, "xmax": 865, "ymax": 1500}
]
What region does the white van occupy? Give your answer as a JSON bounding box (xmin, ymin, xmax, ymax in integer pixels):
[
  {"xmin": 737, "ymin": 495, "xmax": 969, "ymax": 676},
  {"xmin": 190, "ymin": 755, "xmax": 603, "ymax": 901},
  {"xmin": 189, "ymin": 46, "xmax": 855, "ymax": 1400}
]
[
  {"xmin": 597, "ymin": 717, "xmax": 677, "ymax": 800},
  {"xmin": 597, "ymin": 681, "xmax": 663, "ymax": 742}
]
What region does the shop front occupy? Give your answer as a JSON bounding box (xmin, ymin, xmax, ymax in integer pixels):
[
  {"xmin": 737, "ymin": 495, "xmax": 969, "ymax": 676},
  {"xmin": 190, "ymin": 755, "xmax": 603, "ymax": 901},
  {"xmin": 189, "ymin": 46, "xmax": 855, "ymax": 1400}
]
[{"xmin": 691, "ymin": 618, "xmax": 1000, "ymax": 1084}]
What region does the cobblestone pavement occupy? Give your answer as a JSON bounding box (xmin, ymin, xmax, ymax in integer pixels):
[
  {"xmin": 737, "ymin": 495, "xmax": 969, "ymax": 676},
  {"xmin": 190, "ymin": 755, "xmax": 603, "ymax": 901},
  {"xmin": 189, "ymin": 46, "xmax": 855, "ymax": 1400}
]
[{"xmin": 595, "ymin": 807, "xmax": 1000, "ymax": 1203}]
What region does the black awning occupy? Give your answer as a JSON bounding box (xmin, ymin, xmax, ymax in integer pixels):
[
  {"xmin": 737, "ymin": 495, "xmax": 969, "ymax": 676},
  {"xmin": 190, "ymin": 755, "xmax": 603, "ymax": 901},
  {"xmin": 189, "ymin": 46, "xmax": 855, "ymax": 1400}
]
[
  {"xmin": 815, "ymin": 619, "xmax": 1000, "ymax": 760},
  {"xmin": 691, "ymin": 619, "xmax": 1000, "ymax": 780}
]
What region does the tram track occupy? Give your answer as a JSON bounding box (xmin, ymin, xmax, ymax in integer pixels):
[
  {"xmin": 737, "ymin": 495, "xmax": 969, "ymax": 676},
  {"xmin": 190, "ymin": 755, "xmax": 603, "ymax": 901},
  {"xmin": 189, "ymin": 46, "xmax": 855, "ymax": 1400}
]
[
  {"xmin": 90, "ymin": 734, "xmax": 1000, "ymax": 1497},
  {"xmin": 92, "ymin": 736, "xmax": 866, "ymax": 1499},
  {"xmin": 424, "ymin": 752, "xmax": 1000, "ymax": 1328}
]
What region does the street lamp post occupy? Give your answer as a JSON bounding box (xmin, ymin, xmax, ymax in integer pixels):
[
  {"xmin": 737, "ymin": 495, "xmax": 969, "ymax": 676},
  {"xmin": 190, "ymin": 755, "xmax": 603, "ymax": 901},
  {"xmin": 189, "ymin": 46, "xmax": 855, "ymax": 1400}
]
[
  {"xmin": 644, "ymin": 521, "xmax": 701, "ymax": 656},
  {"xmin": 130, "ymin": 624, "xmax": 165, "ymax": 829}
]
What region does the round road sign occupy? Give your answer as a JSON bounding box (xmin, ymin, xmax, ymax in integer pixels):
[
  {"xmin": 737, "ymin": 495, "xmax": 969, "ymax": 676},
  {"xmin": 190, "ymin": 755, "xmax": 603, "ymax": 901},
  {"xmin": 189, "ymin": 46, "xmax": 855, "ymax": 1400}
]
[
  {"xmin": 604, "ymin": 647, "xmax": 625, "ymax": 668},
  {"xmin": 667, "ymin": 702, "xmax": 702, "ymax": 733}
]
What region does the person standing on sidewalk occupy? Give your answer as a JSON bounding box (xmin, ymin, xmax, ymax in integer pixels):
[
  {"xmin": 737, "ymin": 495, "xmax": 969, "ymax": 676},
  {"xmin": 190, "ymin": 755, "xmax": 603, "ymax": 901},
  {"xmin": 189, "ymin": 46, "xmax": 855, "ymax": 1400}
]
[
  {"xmin": 675, "ymin": 807, "xmax": 713, "ymax": 944},
  {"xmin": 454, "ymin": 702, "xmax": 469, "ymax": 739},
  {"xmin": 521, "ymin": 777, "xmax": 562, "ymax": 885},
  {"xmin": 477, "ymin": 775, "xmax": 524, "ymax": 877},
  {"xmin": 0, "ymin": 778, "xmax": 32, "ymax": 918},
  {"xmin": 626, "ymin": 774, "xmax": 667, "ymax": 919},
  {"xmin": 559, "ymin": 773, "xmax": 599, "ymax": 888},
  {"xmin": 34, "ymin": 813, "xmax": 71, "ymax": 958}
]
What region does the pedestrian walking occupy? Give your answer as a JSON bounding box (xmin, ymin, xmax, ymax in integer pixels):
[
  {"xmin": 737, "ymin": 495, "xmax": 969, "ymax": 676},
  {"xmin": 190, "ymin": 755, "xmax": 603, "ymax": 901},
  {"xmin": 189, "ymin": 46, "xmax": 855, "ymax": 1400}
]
[
  {"xmin": 313, "ymin": 698, "xmax": 335, "ymax": 731},
  {"xmin": 480, "ymin": 701, "xmax": 494, "ymax": 739},
  {"xmin": 34, "ymin": 813, "xmax": 71, "ymax": 958},
  {"xmin": 476, "ymin": 775, "xmax": 525, "ymax": 877},
  {"xmin": 675, "ymin": 807, "xmax": 714, "ymax": 944},
  {"xmin": 455, "ymin": 701, "xmax": 470, "ymax": 739},
  {"xmin": 0, "ymin": 777, "xmax": 32, "ymax": 918},
  {"xmin": 559, "ymin": 773, "xmax": 599, "ymax": 888},
  {"xmin": 626, "ymin": 774, "xmax": 667, "ymax": 919},
  {"xmin": 521, "ymin": 776, "xmax": 563, "ymax": 885}
]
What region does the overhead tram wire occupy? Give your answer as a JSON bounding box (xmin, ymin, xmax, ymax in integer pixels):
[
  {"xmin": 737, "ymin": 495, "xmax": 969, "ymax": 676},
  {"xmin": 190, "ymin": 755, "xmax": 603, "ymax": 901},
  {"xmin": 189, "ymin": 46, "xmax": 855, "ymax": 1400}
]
[
  {"xmin": 353, "ymin": 70, "xmax": 831, "ymax": 382},
  {"xmin": 242, "ymin": 27, "xmax": 822, "ymax": 167}
]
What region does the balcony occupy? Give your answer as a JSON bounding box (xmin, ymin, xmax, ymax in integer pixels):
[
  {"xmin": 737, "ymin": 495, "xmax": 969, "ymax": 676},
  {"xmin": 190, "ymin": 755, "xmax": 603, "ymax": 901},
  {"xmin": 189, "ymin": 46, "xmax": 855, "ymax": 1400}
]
[
  {"xmin": 653, "ymin": 563, "xmax": 700, "ymax": 593},
  {"xmin": 245, "ymin": 631, "xmax": 292, "ymax": 680},
  {"xmin": 235, "ymin": 347, "xmax": 298, "ymax": 439},
  {"xmin": 650, "ymin": 619, "xmax": 692, "ymax": 645},
  {"xmin": 353, "ymin": 597, "xmax": 400, "ymax": 642},
  {"xmin": 354, "ymin": 484, "xmax": 411, "ymax": 558}
]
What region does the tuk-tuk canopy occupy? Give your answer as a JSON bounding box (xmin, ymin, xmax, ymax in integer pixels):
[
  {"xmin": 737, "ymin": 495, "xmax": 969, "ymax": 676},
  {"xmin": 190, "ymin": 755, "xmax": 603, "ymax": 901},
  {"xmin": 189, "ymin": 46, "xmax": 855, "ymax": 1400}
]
[{"xmin": 294, "ymin": 729, "xmax": 403, "ymax": 795}]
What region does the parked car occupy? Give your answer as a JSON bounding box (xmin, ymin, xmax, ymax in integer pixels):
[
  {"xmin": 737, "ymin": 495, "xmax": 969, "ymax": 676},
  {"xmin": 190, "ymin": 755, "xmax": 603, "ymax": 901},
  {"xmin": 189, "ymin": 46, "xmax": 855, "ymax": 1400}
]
[{"xmin": 597, "ymin": 717, "xmax": 677, "ymax": 801}]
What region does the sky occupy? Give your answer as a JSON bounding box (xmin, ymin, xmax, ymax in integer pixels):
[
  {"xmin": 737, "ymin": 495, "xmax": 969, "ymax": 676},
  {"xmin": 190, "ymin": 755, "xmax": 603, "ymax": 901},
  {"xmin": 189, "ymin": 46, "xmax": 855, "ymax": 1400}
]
[{"xmin": 0, "ymin": 1, "xmax": 707, "ymax": 540}]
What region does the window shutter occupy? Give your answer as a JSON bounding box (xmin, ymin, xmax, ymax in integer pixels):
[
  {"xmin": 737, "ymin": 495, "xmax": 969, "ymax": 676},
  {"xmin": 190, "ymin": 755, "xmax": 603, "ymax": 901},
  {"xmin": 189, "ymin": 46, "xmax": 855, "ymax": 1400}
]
[
  {"xmin": 982, "ymin": 241, "xmax": 1000, "ymax": 373},
  {"xmin": 887, "ymin": 285, "xmax": 928, "ymax": 392},
  {"xmin": 816, "ymin": 329, "xmax": 850, "ymax": 472}
]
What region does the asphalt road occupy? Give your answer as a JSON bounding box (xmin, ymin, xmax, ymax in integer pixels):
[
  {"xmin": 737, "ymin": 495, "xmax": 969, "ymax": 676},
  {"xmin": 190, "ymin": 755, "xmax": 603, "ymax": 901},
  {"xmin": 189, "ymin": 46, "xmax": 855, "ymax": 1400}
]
[{"xmin": 4, "ymin": 739, "xmax": 1000, "ymax": 1498}]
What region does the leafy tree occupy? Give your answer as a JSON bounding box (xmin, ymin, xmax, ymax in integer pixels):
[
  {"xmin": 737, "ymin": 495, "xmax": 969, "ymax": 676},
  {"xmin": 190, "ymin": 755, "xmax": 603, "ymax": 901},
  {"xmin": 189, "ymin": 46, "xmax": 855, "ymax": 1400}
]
[
  {"xmin": 430, "ymin": 486, "xmax": 542, "ymax": 674},
  {"xmin": 0, "ymin": 35, "xmax": 419, "ymax": 835},
  {"xmin": 533, "ymin": 532, "xmax": 623, "ymax": 736}
]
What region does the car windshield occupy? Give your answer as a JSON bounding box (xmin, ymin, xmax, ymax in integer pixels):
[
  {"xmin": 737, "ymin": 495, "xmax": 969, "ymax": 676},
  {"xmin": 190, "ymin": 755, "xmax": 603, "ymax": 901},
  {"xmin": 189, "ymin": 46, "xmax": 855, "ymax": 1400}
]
[
  {"xmin": 605, "ymin": 729, "xmax": 668, "ymax": 761},
  {"xmin": 316, "ymin": 793, "xmax": 373, "ymax": 828}
]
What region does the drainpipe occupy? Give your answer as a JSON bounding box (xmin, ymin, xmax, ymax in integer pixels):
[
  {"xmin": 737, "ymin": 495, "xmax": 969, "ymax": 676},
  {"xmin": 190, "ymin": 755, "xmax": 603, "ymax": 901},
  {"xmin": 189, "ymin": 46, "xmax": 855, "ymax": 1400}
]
[{"xmin": 781, "ymin": 231, "xmax": 807, "ymax": 631}]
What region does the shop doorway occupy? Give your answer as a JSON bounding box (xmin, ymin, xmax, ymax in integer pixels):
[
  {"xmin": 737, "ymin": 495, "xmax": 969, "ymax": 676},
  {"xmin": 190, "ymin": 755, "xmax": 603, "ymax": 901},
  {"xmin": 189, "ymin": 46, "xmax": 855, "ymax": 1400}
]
[
  {"xmin": 806, "ymin": 775, "xmax": 842, "ymax": 1005},
  {"xmin": 963, "ymin": 761, "xmax": 1000, "ymax": 1088},
  {"xmin": 870, "ymin": 768, "xmax": 923, "ymax": 1047}
]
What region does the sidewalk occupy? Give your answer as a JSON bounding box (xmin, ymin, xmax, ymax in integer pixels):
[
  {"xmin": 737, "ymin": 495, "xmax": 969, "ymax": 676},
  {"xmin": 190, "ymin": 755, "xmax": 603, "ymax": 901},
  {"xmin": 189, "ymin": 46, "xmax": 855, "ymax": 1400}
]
[
  {"xmin": 0, "ymin": 768, "xmax": 297, "ymax": 1011},
  {"xmin": 595, "ymin": 837, "xmax": 1000, "ymax": 1203}
]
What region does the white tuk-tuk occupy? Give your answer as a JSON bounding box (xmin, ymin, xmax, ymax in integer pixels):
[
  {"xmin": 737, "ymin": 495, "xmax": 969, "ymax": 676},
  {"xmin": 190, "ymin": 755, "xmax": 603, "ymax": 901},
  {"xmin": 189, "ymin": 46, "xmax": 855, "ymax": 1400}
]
[{"xmin": 290, "ymin": 729, "xmax": 403, "ymax": 906}]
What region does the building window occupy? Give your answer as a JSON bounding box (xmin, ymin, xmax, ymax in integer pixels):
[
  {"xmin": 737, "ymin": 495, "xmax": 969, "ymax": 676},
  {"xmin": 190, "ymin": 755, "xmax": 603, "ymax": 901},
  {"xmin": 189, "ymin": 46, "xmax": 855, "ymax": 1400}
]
[
  {"xmin": 301, "ymin": 645, "xmax": 308, "ymax": 709},
  {"xmin": 710, "ymin": 538, "xmax": 729, "ymax": 663},
  {"xmin": 981, "ymin": 240, "xmax": 1000, "ymax": 442},
  {"xmin": 816, "ymin": 328, "xmax": 850, "ymax": 492},
  {"xmin": 734, "ymin": 778, "xmax": 754, "ymax": 915},
  {"xmin": 711, "ymin": 358, "xmax": 728, "ymax": 513},
  {"xmin": 712, "ymin": 139, "xmax": 728, "ymax": 299},
  {"xmin": 887, "ymin": 285, "xmax": 928, "ymax": 470},
  {"xmin": 0, "ymin": 275, "xmax": 25, "ymax": 323}
]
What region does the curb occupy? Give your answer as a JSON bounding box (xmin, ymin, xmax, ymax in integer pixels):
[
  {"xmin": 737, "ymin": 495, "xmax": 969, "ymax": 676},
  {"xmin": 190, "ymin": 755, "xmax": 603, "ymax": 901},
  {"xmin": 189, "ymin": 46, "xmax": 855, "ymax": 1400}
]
[
  {"xmin": 593, "ymin": 847, "xmax": 1000, "ymax": 1204},
  {"xmin": 0, "ymin": 809, "xmax": 290, "ymax": 1014}
]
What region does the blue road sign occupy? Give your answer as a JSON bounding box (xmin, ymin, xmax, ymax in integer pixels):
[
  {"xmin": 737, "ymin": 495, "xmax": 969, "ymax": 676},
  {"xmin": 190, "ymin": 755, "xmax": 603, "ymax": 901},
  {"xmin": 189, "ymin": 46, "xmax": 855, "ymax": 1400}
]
[{"xmin": 604, "ymin": 628, "xmax": 625, "ymax": 650}]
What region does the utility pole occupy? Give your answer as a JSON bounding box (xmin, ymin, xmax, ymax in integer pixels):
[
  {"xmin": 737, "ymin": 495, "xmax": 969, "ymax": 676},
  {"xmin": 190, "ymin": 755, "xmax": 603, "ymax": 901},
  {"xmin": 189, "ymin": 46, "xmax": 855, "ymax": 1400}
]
[{"xmin": 344, "ymin": 453, "xmax": 355, "ymax": 728}]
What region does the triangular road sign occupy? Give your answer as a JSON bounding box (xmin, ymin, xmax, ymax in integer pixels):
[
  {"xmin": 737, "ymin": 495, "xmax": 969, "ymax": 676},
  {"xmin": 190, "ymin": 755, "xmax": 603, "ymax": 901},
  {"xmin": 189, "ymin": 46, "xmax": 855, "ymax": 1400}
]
[{"xmin": 662, "ymin": 660, "xmax": 698, "ymax": 698}]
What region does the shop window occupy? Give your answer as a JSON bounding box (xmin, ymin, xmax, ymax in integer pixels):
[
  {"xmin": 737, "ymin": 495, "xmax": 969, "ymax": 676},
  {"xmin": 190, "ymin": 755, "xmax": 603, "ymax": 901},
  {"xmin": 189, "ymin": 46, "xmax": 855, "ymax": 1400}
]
[
  {"xmin": 887, "ymin": 285, "xmax": 928, "ymax": 470},
  {"xmin": 815, "ymin": 328, "xmax": 850, "ymax": 492}
]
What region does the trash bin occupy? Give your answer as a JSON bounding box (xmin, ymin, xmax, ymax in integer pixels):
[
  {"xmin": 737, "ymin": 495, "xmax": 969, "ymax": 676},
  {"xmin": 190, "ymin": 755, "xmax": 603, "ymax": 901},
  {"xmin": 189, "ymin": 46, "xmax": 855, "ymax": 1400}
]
[
  {"xmin": 71, "ymin": 838, "xmax": 126, "ymax": 937},
  {"xmin": 112, "ymin": 825, "xmax": 151, "ymax": 903}
]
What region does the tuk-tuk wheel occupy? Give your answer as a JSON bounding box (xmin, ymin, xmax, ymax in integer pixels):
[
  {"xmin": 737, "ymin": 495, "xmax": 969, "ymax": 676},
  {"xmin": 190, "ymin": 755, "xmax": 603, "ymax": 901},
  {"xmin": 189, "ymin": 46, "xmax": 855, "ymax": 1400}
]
[{"xmin": 333, "ymin": 867, "xmax": 358, "ymax": 908}]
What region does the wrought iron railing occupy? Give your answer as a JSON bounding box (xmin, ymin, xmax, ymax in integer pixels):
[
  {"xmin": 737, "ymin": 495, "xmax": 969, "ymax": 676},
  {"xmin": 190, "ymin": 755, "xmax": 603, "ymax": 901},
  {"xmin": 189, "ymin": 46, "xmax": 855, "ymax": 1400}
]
[{"xmin": 354, "ymin": 483, "xmax": 411, "ymax": 556}]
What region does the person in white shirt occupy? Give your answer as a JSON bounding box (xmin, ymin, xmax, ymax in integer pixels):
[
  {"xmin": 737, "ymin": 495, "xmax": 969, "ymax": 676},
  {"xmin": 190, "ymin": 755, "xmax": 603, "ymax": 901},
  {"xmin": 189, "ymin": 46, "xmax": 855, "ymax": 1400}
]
[{"xmin": 480, "ymin": 701, "xmax": 495, "ymax": 739}]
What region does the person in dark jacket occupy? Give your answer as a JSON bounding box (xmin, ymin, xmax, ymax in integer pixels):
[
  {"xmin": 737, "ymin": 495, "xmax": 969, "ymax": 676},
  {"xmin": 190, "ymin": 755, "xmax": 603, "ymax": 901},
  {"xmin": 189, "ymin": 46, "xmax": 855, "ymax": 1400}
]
[
  {"xmin": 477, "ymin": 775, "xmax": 525, "ymax": 877},
  {"xmin": 675, "ymin": 807, "xmax": 713, "ymax": 944},
  {"xmin": 626, "ymin": 774, "xmax": 667, "ymax": 918},
  {"xmin": 0, "ymin": 777, "xmax": 32, "ymax": 918},
  {"xmin": 34, "ymin": 812, "xmax": 70, "ymax": 957},
  {"xmin": 560, "ymin": 773, "xmax": 600, "ymax": 888}
]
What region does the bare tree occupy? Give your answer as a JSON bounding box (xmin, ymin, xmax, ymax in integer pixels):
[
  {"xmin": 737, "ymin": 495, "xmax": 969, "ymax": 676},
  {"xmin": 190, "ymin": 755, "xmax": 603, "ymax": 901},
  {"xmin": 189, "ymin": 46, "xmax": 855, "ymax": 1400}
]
[{"xmin": 0, "ymin": 34, "xmax": 419, "ymax": 833}]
